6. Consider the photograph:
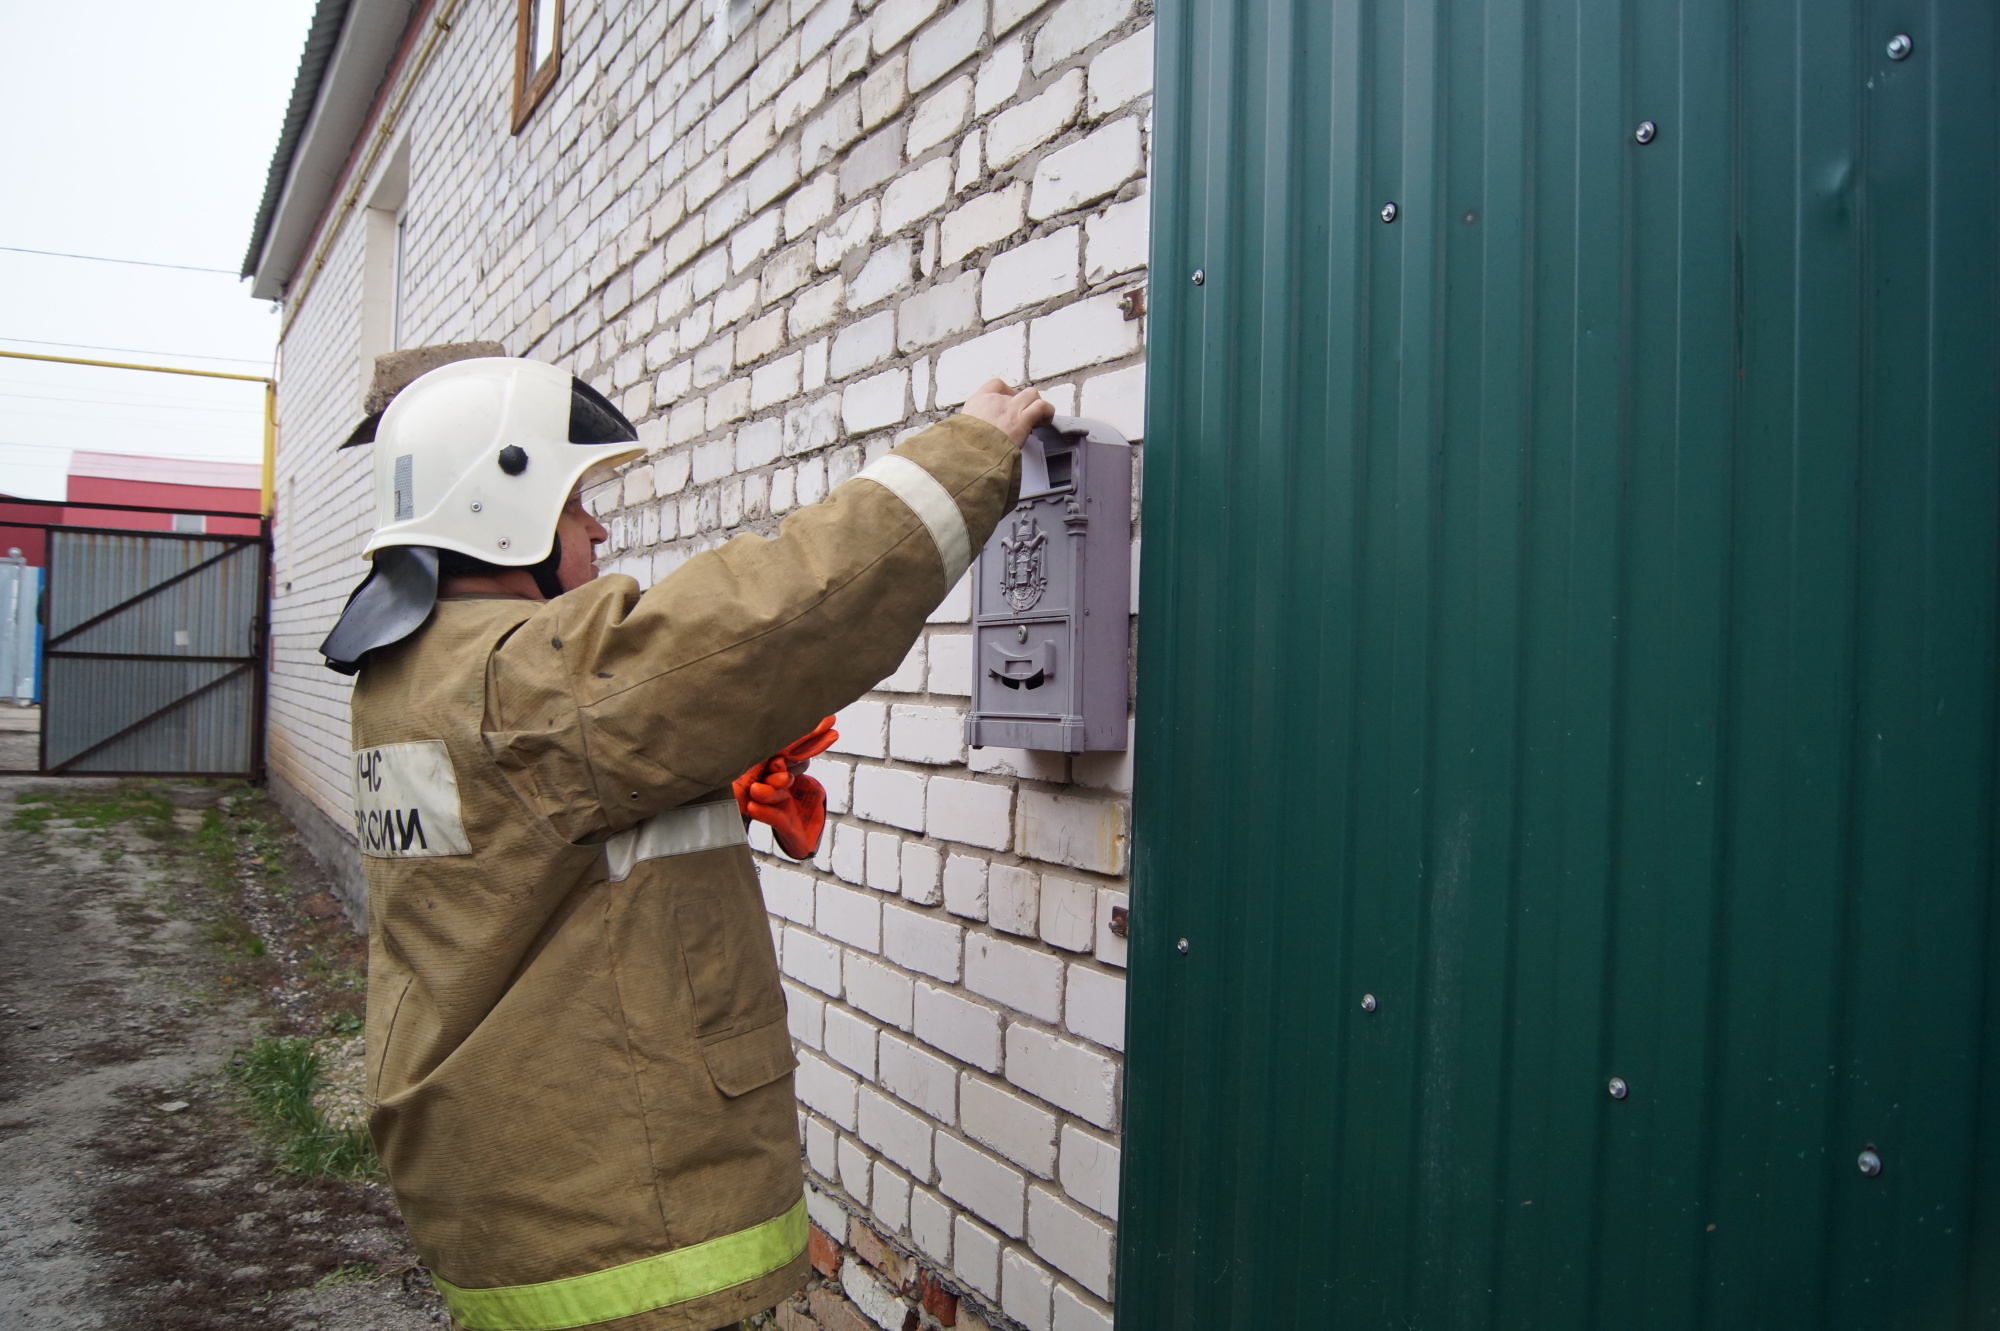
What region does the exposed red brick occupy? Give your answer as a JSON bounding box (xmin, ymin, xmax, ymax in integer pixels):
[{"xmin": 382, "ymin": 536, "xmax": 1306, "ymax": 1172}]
[
  {"xmin": 808, "ymin": 1223, "xmax": 842, "ymax": 1279},
  {"xmin": 849, "ymin": 1217, "xmax": 916, "ymax": 1289},
  {"xmin": 918, "ymin": 1270, "xmax": 959, "ymax": 1326},
  {"xmin": 775, "ymin": 1304, "xmax": 818, "ymax": 1331},
  {"xmin": 808, "ymin": 1287, "xmax": 877, "ymax": 1331}
]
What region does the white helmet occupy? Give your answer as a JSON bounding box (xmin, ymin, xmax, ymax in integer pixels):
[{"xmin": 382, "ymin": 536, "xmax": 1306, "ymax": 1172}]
[{"xmin": 320, "ymin": 357, "xmax": 643, "ymax": 674}]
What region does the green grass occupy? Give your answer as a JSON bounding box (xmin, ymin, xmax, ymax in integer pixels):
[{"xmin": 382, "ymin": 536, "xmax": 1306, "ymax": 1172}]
[
  {"xmin": 325, "ymin": 1011, "xmax": 364, "ymax": 1038},
  {"xmin": 231, "ymin": 1036, "xmax": 379, "ymax": 1179},
  {"xmin": 9, "ymin": 787, "xmax": 177, "ymax": 835},
  {"xmin": 313, "ymin": 1262, "xmax": 384, "ymax": 1288}
]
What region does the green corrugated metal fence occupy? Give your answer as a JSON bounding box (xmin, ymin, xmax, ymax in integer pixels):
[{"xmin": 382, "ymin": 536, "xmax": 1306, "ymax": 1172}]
[{"xmin": 1121, "ymin": 1, "xmax": 2000, "ymax": 1326}]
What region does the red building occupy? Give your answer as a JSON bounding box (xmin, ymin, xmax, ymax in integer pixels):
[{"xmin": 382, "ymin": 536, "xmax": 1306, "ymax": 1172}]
[{"xmin": 0, "ymin": 453, "xmax": 263, "ymax": 566}]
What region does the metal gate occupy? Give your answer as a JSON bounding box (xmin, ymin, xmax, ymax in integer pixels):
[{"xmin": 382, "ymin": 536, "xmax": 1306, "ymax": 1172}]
[
  {"xmin": 42, "ymin": 524, "xmax": 268, "ymax": 776},
  {"xmin": 1123, "ymin": 1, "xmax": 1999, "ymax": 1327}
]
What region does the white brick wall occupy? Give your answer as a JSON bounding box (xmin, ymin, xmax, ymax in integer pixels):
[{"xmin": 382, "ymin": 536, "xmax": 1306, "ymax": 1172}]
[{"xmin": 267, "ymin": 0, "xmax": 1148, "ymax": 1324}]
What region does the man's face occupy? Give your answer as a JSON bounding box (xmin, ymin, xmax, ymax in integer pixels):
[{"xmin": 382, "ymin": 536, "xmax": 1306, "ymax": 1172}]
[{"xmin": 553, "ymin": 491, "xmax": 609, "ymax": 592}]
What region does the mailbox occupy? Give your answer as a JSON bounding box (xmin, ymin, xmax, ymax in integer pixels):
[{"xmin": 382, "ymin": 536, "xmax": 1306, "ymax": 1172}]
[{"xmin": 965, "ymin": 416, "xmax": 1132, "ymax": 752}]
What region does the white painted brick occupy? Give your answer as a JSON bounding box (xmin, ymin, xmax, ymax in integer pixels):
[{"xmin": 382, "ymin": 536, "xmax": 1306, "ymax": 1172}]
[
  {"xmin": 796, "ymin": 1050, "xmax": 860, "ymax": 1129},
  {"xmin": 1036, "ymin": 875, "xmax": 1097, "ymax": 954},
  {"xmin": 915, "ymin": 980, "xmax": 1004, "ymax": 1071},
  {"xmin": 941, "ymin": 184, "xmax": 1025, "ymax": 266},
  {"xmin": 1087, "ymin": 23, "xmax": 1153, "ymax": 117},
  {"xmin": 968, "ymin": 745, "xmax": 1070, "ymax": 781},
  {"xmin": 818, "ymin": 200, "xmax": 880, "ymax": 271},
  {"xmin": 1005, "ymin": 1024, "xmax": 1119, "ymax": 1128},
  {"xmin": 853, "ymin": 765, "xmax": 926, "ymax": 832},
  {"xmin": 866, "ymin": 828, "xmax": 903, "ymax": 892},
  {"xmin": 1058, "ymin": 1124, "xmax": 1120, "ymax": 1219},
  {"xmin": 846, "ymin": 951, "xmax": 916, "ymax": 1030},
  {"xmin": 889, "ymin": 704, "xmax": 966, "ymax": 764},
  {"xmin": 988, "ymin": 864, "xmax": 1040, "ymax": 937},
  {"xmin": 1079, "ymin": 360, "xmax": 1145, "ymax": 441},
  {"xmin": 737, "ymin": 417, "xmax": 785, "ymax": 469},
  {"xmin": 784, "ymin": 925, "xmax": 845, "ymax": 995},
  {"xmin": 987, "ymin": 69, "xmax": 1083, "ymax": 169},
  {"xmin": 873, "ymin": 0, "xmax": 943, "ymax": 53},
  {"xmin": 1015, "ymin": 789, "xmax": 1130, "ymax": 874},
  {"xmin": 941, "ymin": 853, "xmax": 988, "ymax": 920},
  {"xmin": 859, "ymin": 1084, "xmax": 935, "ymax": 1180},
  {"xmin": 832, "ymin": 820, "xmax": 867, "ymax": 883},
  {"xmin": 934, "ymin": 1134, "xmax": 1026, "ymax": 1236},
  {"xmin": 880, "ymin": 1031, "xmax": 959, "ymax": 1121},
  {"xmin": 898, "ymin": 274, "xmax": 980, "ymax": 356},
  {"xmin": 900, "ymin": 840, "xmax": 943, "ymax": 905},
  {"xmin": 844, "ymin": 123, "xmax": 909, "ymax": 200},
  {"xmin": 883, "ymin": 902, "xmax": 963, "ymax": 981},
  {"xmin": 1064, "ymin": 963, "xmax": 1124, "ymax": 1050},
  {"xmin": 785, "ymin": 393, "xmax": 842, "ymax": 454},
  {"xmin": 954, "ymin": 1214, "xmax": 1002, "ymax": 1298},
  {"xmin": 808, "ymin": 1183, "xmax": 849, "ymax": 1240},
  {"xmin": 761, "ymin": 862, "xmax": 817, "ymax": 924},
  {"xmin": 708, "ymin": 378, "xmax": 752, "ymax": 429},
  {"xmin": 912, "ymin": 1188, "xmax": 954, "ymax": 1264},
  {"xmin": 862, "ymin": 53, "xmax": 910, "ymax": 129},
  {"xmin": 1001, "ymin": 1247, "xmax": 1055, "ymax": 1331},
  {"xmin": 693, "ymin": 434, "xmax": 735, "ymax": 483},
  {"xmin": 849, "ymin": 239, "xmax": 917, "ymax": 309},
  {"xmin": 883, "ymin": 156, "xmax": 955, "ymax": 235},
  {"xmin": 1031, "ymin": 0, "xmax": 1133, "ymax": 74},
  {"xmin": 880, "ymin": 636, "xmax": 928, "ymax": 691},
  {"xmin": 1053, "ymin": 1284, "xmax": 1115, "ymax": 1331},
  {"xmin": 1084, "ymin": 193, "xmax": 1149, "ymax": 283},
  {"xmin": 831, "ymin": 311, "xmax": 897, "ymax": 379},
  {"xmin": 925, "ymin": 775, "xmax": 1014, "ymax": 849},
  {"xmin": 825, "ymin": 1003, "xmax": 880, "ymax": 1079},
  {"xmin": 843, "ymin": 367, "xmax": 910, "ymax": 432},
  {"xmin": 964, "ymin": 932, "xmax": 1062, "ymax": 1021},
  {"xmin": 845, "ymin": 1253, "xmax": 911, "ymax": 1330},
  {"xmin": 982, "ymin": 227, "xmax": 1081, "ymax": 319},
  {"xmin": 1031, "ymin": 117, "xmax": 1144, "ymax": 221},
  {"xmin": 908, "ymin": 76, "xmax": 972, "ymax": 157},
  {"xmin": 975, "ymin": 37, "xmax": 1024, "ymax": 114},
  {"xmin": 1093, "ymin": 888, "xmax": 1128, "ymax": 967},
  {"xmin": 819, "ymin": 879, "xmax": 884, "ymax": 950},
  {"xmin": 933, "ymin": 323, "xmax": 1027, "ymax": 408},
  {"xmin": 909, "ymin": 2, "xmax": 983, "ymax": 91},
  {"xmin": 1028, "ymin": 1186, "xmax": 1114, "ymax": 1300},
  {"xmin": 929, "ymin": 568, "xmax": 974, "ymax": 622},
  {"xmin": 833, "ymin": 700, "xmax": 889, "ymax": 757},
  {"xmin": 961, "ymin": 1074, "xmax": 1058, "ymax": 1177},
  {"xmin": 786, "ymin": 170, "xmax": 839, "ymax": 238},
  {"xmin": 839, "ymin": 1133, "xmax": 874, "ymax": 1202},
  {"xmin": 807, "ymin": 1114, "xmax": 840, "ymax": 1181},
  {"xmin": 785, "ymin": 979, "xmax": 828, "ymax": 1049},
  {"xmin": 752, "ymin": 351, "xmax": 806, "ymax": 409},
  {"xmin": 801, "ymin": 0, "xmax": 853, "ymax": 62},
  {"xmin": 803, "ymin": 339, "xmax": 831, "ymax": 392},
  {"xmin": 872, "ymin": 1160, "xmax": 912, "ymax": 1234}
]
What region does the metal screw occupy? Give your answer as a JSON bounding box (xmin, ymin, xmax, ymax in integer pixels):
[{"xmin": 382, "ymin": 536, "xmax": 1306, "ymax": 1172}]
[
  {"xmin": 497, "ymin": 538, "xmax": 511, "ymax": 550},
  {"xmin": 1191, "ymin": 268, "xmax": 1204, "ymax": 285},
  {"xmin": 1635, "ymin": 120, "xmax": 1657, "ymax": 144},
  {"xmin": 1858, "ymin": 1148, "xmax": 1884, "ymax": 1177},
  {"xmin": 1608, "ymin": 1076, "xmax": 1630, "ymax": 1100},
  {"xmin": 1886, "ymin": 33, "xmax": 1912, "ymax": 60},
  {"xmin": 470, "ymin": 501, "xmax": 483, "ymax": 513},
  {"xmin": 1176, "ymin": 937, "xmax": 1189, "ymax": 954},
  {"xmin": 1461, "ymin": 210, "xmax": 1479, "ymax": 226},
  {"xmin": 1108, "ymin": 905, "xmax": 1129, "ymax": 939},
  {"xmin": 1380, "ymin": 202, "xmax": 1398, "ymax": 223},
  {"xmin": 1360, "ymin": 994, "xmax": 1378, "ymax": 1013}
]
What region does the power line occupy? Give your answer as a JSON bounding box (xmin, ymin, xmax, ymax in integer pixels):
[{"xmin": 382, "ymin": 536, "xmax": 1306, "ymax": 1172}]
[
  {"xmin": 0, "ymin": 245, "xmax": 238, "ymax": 276},
  {"xmin": 0, "ymin": 390, "xmax": 259, "ymax": 416},
  {"xmin": 0, "ymin": 336, "xmax": 269, "ymax": 367}
]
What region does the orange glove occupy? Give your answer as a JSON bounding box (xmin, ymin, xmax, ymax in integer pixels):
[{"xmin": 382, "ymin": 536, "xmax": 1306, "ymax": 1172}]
[{"xmin": 734, "ymin": 716, "xmax": 840, "ymax": 859}]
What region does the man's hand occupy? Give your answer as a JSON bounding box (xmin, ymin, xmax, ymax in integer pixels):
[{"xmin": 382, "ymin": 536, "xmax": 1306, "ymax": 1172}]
[{"xmin": 962, "ymin": 379, "xmax": 1057, "ymax": 447}]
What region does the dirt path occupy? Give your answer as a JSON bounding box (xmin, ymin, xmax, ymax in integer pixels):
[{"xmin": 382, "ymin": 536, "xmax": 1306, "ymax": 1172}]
[{"xmin": 0, "ymin": 774, "xmax": 445, "ymax": 1329}]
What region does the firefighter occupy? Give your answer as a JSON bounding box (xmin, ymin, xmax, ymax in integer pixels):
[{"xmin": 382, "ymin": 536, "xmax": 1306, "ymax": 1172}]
[{"xmin": 318, "ymin": 355, "xmax": 1050, "ymax": 1330}]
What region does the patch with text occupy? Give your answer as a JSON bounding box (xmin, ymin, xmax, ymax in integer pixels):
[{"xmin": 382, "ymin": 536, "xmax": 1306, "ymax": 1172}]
[{"xmin": 351, "ymin": 740, "xmax": 473, "ymax": 858}]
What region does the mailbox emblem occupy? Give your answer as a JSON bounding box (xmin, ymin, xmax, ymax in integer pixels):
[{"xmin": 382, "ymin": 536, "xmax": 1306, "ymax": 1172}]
[{"xmin": 1000, "ymin": 514, "xmax": 1049, "ymax": 612}]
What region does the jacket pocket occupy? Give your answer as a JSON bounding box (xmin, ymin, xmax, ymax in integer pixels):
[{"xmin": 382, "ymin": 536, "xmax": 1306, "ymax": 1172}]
[
  {"xmin": 700, "ymin": 1016, "xmax": 798, "ymax": 1097},
  {"xmin": 675, "ymin": 888, "xmax": 785, "ymax": 1039}
]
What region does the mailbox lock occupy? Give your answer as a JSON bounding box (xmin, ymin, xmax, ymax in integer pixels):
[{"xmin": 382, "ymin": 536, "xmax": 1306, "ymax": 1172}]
[{"xmin": 1015, "ymin": 625, "xmax": 1028, "ymax": 643}]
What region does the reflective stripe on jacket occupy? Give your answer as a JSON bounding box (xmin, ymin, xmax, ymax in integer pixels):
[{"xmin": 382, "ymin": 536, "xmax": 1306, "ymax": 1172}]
[{"xmin": 351, "ymin": 416, "xmax": 1019, "ymax": 1330}]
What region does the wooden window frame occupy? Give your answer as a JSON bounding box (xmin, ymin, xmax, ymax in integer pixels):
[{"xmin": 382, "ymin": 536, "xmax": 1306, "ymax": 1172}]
[{"xmin": 511, "ymin": 0, "xmax": 564, "ymax": 134}]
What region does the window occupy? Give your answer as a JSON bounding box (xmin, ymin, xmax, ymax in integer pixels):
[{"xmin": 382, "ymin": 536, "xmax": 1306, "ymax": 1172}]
[
  {"xmin": 390, "ymin": 212, "xmax": 408, "ymax": 351},
  {"xmin": 360, "ymin": 138, "xmax": 410, "ymax": 382},
  {"xmin": 513, "ymin": 0, "xmax": 564, "ymax": 133},
  {"xmin": 171, "ymin": 514, "xmax": 206, "ymax": 535}
]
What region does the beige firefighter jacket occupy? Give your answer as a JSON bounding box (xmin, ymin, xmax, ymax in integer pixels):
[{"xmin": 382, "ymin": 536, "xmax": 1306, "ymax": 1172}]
[{"xmin": 350, "ymin": 416, "xmax": 1019, "ymax": 1331}]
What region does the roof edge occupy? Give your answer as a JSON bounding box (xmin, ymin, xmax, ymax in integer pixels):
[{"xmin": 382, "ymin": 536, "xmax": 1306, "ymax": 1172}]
[{"xmin": 241, "ymin": 0, "xmax": 357, "ymax": 283}]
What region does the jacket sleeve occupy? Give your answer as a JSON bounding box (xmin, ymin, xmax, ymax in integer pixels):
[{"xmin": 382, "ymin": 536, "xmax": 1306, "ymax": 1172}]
[{"xmin": 482, "ymin": 413, "xmax": 1019, "ymax": 841}]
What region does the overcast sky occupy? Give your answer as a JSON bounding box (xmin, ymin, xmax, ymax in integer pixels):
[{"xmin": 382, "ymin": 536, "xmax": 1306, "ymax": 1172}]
[{"xmin": 0, "ymin": 1, "xmax": 316, "ymax": 498}]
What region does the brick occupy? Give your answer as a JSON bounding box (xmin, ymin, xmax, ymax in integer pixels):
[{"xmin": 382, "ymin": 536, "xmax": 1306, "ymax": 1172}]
[
  {"xmin": 987, "ymin": 69, "xmax": 1083, "ymax": 170},
  {"xmin": 1093, "ymin": 889, "xmax": 1128, "ymax": 967},
  {"xmin": 911, "ymin": 1189, "xmax": 954, "ymax": 1265},
  {"xmin": 839, "ymin": 1133, "xmax": 874, "ymax": 1202},
  {"xmin": 900, "ymin": 841, "xmax": 943, "ymax": 905},
  {"xmin": 862, "ymin": 52, "xmax": 910, "ymax": 129},
  {"xmin": 1064, "ymin": 963, "xmax": 1124, "ymax": 1050},
  {"xmin": 693, "ymin": 335, "xmax": 735, "ymax": 390},
  {"xmin": 1015, "ymin": 789, "xmax": 1129, "ymax": 874},
  {"xmin": 1031, "ymin": 0, "xmax": 1134, "ymax": 74},
  {"xmin": 808, "ymin": 1183, "xmax": 850, "ymax": 1241},
  {"xmin": 919, "ymin": 1269, "xmax": 961, "ymax": 1326},
  {"xmin": 882, "ymin": 156, "xmax": 955, "ymax": 234},
  {"xmin": 818, "ymin": 199, "xmax": 880, "ymax": 270},
  {"xmin": 883, "ymin": 903, "xmax": 963, "ymax": 982},
  {"xmin": 1027, "ymin": 1187, "xmax": 1112, "ymax": 1299},
  {"xmin": 974, "ymin": 40, "xmax": 1023, "ymax": 117},
  {"xmin": 825, "ymin": 1003, "xmax": 880, "ymax": 1079},
  {"xmin": 801, "ymin": 0, "xmax": 853, "ymax": 61},
  {"xmin": 872, "ymin": 1161, "xmax": 912, "ymax": 1235},
  {"xmin": 987, "ymin": 865, "xmax": 1040, "ymax": 938},
  {"xmin": 1087, "ymin": 23, "xmax": 1152, "ymax": 117},
  {"xmin": 791, "ymin": 275, "xmax": 849, "ymax": 336},
  {"xmin": 923, "ymin": 632, "xmax": 972, "ymax": 695},
  {"xmin": 787, "ymin": 170, "xmax": 839, "ymax": 238},
  {"xmin": 915, "ymin": 981, "xmax": 1003, "ymax": 1071},
  {"xmin": 932, "ymin": 324, "xmax": 1026, "ymax": 409},
  {"xmin": 859, "ymin": 1085, "xmax": 935, "ymax": 1180},
  {"xmin": 833, "ymin": 820, "xmax": 868, "ymax": 883},
  {"xmin": 784, "ymin": 925, "xmax": 845, "ymax": 995},
  {"xmin": 964, "ymin": 932, "xmax": 1062, "ymax": 1020},
  {"xmin": 1052, "ymin": 1285, "xmax": 1114, "ymax": 1331},
  {"xmin": 940, "ymin": 853, "xmax": 988, "ymax": 921},
  {"xmin": 930, "ymin": 569, "xmax": 974, "ymax": 622},
  {"xmin": 853, "ymin": 765, "xmax": 926, "ymax": 831},
  {"xmin": 853, "ymin": 1217, "xmax": 917, "ymax": 1289},
  {"xmin": 808, "ymin": 1117, "xmax": 840, "ymax": 1180},
  {"xmin": 843, "ymin": 367, "xmax": 910, "ymax": 432},
  {"xmin": 797, "ymin": 1050, "xmax": 861, "ymax": 1129},
  {"xmin": 909, "ymin": 75, "xmax": 972, "ymax": 157},
  {"xmin": 761, "ymin": 862, "xmax": 817, "ymax": 923},
  {"xmin": 849, "ymin": 238, "xmax": 917, "ymax": 308},
  {"xmin": 866, "ymin": 829, "xmax": 903, "ymax": 892},
  {"xmin": 1058, "ymin": 1125, "xmax": 1119, "ymax": 1219},
  {"xmin": 831, "ymin": 310, "xmax": 898, "ymax": 379},
  {"xmin": 956, "ymin": 128, "xmax": 984, "ymax": 191},
  {"xmin": 752, "ymin": 351, "xmax": 805, "ymax": 409},
  {"xmin": 846, "ymin": 952, "xmax": 916, "ymax": 1029},
  {"xmin": 934, "ymin": 1134, "xmax": 1026, "ymax": 1237},
  {"xmin": 909, "ymin": 2, "xmax": 983, "ymax": 91},
  {"xmin": 889, "ymin": 704, "xmax": 966, "ymax": 764},
  {"xmin": 898, "ymin": 271, "xmax": 980, "ymax": 350},
  {"xmin": 1083, "ymin": 193, "xmax": 1148, "ymax": 283},
  {"xmin": 1005, "ymin": 1025, "xmax": 1119, "ymax": 1128},
  {"xmin": 983, "ymin": 227, "xmax": 1080, "ymax": 319},
  {"xmin": 953, "ymin": 1214, "xmax": 1002, "ymax": 1298},
  {"xmin": 809, "ymin": 1287, "xmax": 877, "ymax": 1331},
  {"xmin": 991, "ymin": 0, "xmax": 1038, "ymax": 35},
  {"xmin": 833, "ymin": 700, "xmax": 890, "ymax": 757},
  {"xmin": 968, "ymin": 746, "xmax": 1069, "ymax": 781},
  {"xmin": 707, "ymin": 377, "xmax": 752, "ymax": 428},
  {"xmin": 1079, "ymin": 361, "xmax": 1144, "ymax": 440},
  {"xmin": 842, "ymin": 124, "xmax": 907, "ymax": 200},
  {"xmin": 843, "ymin": 1254, "xmax": 912, "ymax": 1330},
  {"xmin": 737, "ymin": 415, "xmax": 785, "ymax": 468},
  {"xmin": 1038, "ymin": 875, "xmax": 1096, "ymax": 953},
  {"xmin": 879, "ymin": 1032, "xmax": 959, "ymax": 1121},
  {"xmin": 820, "ymin": 879, "xmax": 885, "ymax": 950},
  {"xmin": 1001, "ymin": 1247, "xmax": 1054, "ymax": 1330},
  {"xmin": 1030, "ymin": 118, "xmax": 1143, "ymax": 221},
  {"xmin": 803, "ymin": 88, "xmax": 863, "ymax": 172},
  {"xmin": 786, "ymin": 980, "xmax": 827, "ymax": 1049},
  {"xmin": 786, "ymin": 392, "xmax": 842, "ymax": 454},
  {"xmin": 810, "ymin": 1222, "xmax": 844, "ymax": 1277},
  {"xmin": 961, "ymin": 1074, "xmax": 1058, "ymax": 1177},
  {"xmin": 780, "ymin": 57, "xmax": 833, "ymax": 134}
]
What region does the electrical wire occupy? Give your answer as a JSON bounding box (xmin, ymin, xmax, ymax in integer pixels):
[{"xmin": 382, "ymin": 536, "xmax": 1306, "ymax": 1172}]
[
  {"xmin": 0, "ymin": 245, "xmax": 238, "ymax": 275},
  {"xmin": 0, "ymin": 336, "xmax": 269, "ymax": 367}
]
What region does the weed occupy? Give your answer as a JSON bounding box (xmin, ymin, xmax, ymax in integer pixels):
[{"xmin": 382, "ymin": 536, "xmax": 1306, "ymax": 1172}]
[
  {"xmin": 10, "ymin": 787, "xmax": 176, "ymax": 835},
  {"xmin": 326, "ymin": 1011, "xmax": 364, "ymax": 1038},
  {"xmin": 232, "ymin": 1036, "xmax": 379, "ymax": 1180},
  {"xmin": 313, "ymin": 1261, "xmax": 382, "ymax": 1288}
]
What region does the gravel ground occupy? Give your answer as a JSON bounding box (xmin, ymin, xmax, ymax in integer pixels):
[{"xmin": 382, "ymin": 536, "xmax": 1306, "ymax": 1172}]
[{"xmin": 0, "ymin": 771, "xmax": 446, "ymax": 1329}]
